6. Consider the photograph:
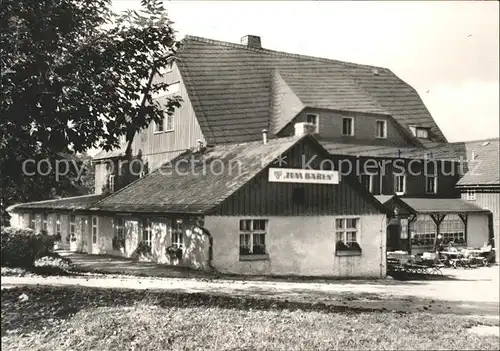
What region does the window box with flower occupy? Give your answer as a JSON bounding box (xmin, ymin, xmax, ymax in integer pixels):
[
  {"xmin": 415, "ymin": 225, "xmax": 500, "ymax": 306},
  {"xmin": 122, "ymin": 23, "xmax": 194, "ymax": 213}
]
[
  {"xmin": 239, "ymin": 219, "xmax": 269, "ymax": 261},
  {"xmin": 335, "ymin": 218, "xmax": 362, "ymax": 257}
]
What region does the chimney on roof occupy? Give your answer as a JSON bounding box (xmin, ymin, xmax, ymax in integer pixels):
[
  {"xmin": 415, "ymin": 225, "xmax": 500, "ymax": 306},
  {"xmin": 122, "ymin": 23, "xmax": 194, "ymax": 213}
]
[
  {"xmin": 262, "ymin": 129, "xmax": 268, "ymax": 144},
  {"xmin": 241, "ymin": 35, "xmax": 261, "ymax": 49},
  {"xmin": 294, "ymin": 122, "xmax": 316, "ymax": 137},
  {"xmin": 372, "ymin": 68, "xmax": 380, "ymax": 76}
]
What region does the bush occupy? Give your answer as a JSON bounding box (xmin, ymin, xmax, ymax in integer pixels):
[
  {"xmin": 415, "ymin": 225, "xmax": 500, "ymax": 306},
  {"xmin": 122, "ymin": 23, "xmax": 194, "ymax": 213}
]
[
  {"xmin": 1, "ymin": 227, "xmax": 56, "ymax": 268},
  {"xmin": 34, "ymin": 252, "xmax": 73, "ymax": 272},
  {"xmin": 166, "ymin": 246, "xmax": 182, "ymax": 260},
  {"xmin": 136, "ymin": 241, "xmax": 151, "ymax": 256},
  {"xmin": 112, "ymin": 236, "xmax": 126, "ymax": 250}
]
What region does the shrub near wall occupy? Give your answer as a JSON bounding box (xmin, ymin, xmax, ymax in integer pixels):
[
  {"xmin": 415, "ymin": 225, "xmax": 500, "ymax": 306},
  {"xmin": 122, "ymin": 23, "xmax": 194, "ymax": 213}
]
[{"xmin": 1, "ymin": 227, "xmax": 55, "ymax": 268}]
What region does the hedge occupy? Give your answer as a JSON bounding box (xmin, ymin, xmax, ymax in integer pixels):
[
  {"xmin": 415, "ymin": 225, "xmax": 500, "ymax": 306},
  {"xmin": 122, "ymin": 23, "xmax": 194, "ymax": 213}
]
[{"xmin": 1, "ymin": 227, "xmax": 56, "ymax": 268}]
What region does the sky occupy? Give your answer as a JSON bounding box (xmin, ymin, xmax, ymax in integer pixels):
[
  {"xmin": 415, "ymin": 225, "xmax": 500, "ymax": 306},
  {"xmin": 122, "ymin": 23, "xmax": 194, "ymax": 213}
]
[{"xmin": 112, "ymin": 0, "xmax": 499, "ymax": 143}]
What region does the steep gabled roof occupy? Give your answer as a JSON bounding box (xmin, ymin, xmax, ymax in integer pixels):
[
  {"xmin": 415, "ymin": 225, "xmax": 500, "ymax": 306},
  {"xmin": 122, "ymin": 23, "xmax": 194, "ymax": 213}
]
[
  {"xmin": 91, "ymin": 134, "xmax": 389, "ymax": 215},
  {"xmin": 456, "ymin": 138, "xmax": 500, "ymax": 187},
  {"xmin": 276, "ymin": 67, "xmax": 389, "ymax": 119},
  {"xmin": 321, "ymin": 140, "xmax": 466, "ymax": 160},
  {"xmin": 176, "ymin": 35, "xmax": 448, "ymax": 146},
  {"xmin": 92, "ymin": 136, "xmax": 305, "ymax": 213}
]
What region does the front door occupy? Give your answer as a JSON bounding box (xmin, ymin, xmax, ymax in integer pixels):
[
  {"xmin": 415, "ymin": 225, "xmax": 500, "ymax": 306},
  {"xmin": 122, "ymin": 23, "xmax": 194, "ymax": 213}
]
[{"xmin": 387, "ymin": 223, "xmax": 401, "ymax": 252}]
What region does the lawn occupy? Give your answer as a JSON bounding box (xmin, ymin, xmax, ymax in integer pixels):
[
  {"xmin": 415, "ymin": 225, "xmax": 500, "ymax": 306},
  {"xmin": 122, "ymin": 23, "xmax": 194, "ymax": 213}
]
[{"xmin": 2, "ymin": 286, "xmax": 498, "ymax": 350}]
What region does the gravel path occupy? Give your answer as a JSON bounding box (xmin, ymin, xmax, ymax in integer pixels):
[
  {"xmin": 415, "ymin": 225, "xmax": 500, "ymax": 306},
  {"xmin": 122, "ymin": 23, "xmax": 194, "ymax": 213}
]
[{"xmin": 2, "ymin": 266, "xmax": 499, "ymax": 316}]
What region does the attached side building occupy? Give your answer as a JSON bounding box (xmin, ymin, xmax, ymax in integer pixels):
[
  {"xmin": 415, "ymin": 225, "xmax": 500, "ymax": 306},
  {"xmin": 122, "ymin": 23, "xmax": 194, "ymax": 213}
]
[
  {"xmin": 456, "ymin": 138, "xmax": 500, "ymax": 262},
  {"xmin": 9, "ymin": 135, "xmax": 389, "ymax": 277}
]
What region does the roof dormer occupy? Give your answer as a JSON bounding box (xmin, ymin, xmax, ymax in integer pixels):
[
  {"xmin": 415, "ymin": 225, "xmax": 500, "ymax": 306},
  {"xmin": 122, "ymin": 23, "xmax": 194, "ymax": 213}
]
[{"xmin": 409, "ymin": 125, "xmax": 430, "ymax": 139}]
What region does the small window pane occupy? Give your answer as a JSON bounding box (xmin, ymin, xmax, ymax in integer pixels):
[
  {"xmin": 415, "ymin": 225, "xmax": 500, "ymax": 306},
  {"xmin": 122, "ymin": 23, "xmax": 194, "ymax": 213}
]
[
  {"xmin": 346, "ymin": 219, "xmax": 357, "ymax": 229},
  {"xmin": 342, "ymin": 118, "xmax": 353, "ymax": 136},
  {"xmin": 240, "ymin": 233, "xmax": 251, "ymax": 247},
  {"xmin": 335, "ymin": 232, "xmax": 344, "ymax": 242},
  {"xmin": 253, "ymin": 220, "xmax": 266, "ymax": 231},
  {"xmin": 155, "ymin": 118, "xmax": 165, "ymax": 132},
  {"xmin": 240, "ymin": 220, "xmax": 251, "ymax": 231},
  {"xmin": 253, "ymin": 233, "xmax": 266, "ymax": 254},
  {"xmin": 166, "ymin": 114, "xmax": 174, "ymax": 131},
  {"xmin": 376, "ymin": 120, "xmax": 386, "ymax": 138},
  {"xmin": 335, "ymin": 219, "xmax": 344, "ymax": 229},
  {"xmin": 346, "ymin": 231, "xmax": 357, "ymax": 242}
]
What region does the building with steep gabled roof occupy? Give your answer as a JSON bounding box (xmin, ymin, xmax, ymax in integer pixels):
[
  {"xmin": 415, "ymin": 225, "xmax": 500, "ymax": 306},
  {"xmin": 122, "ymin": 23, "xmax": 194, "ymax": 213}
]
[{"xmin": 7, "ymin": 34, "xmax": 497, "ymax": 274}]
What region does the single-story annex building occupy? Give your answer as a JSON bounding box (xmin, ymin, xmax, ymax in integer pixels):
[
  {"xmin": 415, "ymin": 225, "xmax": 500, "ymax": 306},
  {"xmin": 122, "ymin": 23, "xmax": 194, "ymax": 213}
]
[
  {"xmin": 8, "ymin": 134, "xmax": 391, "ymax": 277},
  {"xmin": 375, "ymin": 195, "xmax": 491, "ymax": 255}
]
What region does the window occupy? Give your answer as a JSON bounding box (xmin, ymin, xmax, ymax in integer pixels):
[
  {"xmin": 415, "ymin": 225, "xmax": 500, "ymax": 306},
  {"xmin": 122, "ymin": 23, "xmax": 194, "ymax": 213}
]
[
  {"xmin": 239, "ymin": 219, "xmax": 267, "ymax": 256},
  {"xmin": 359, "ymin": 174, "xmax": 373, "ymax": 193},
  {"xmin": 376, "ymin": 120, "xmax": 387, "ymax": 139},
  {"xmin": 440, "ymin": 215, "xmax": 466, "ymax": 245},
  {"xmin": 466, "ymin": 189, "xmax": 476, "ymax": 201},
  {"xmin": 115, "ymin": 218, "xmax": 125, "ymax": 239},
  {"xmin": 394, "ymin": 174, "xmax": 406, "ymax": 195},
  {"xmin": 171, "ymin": 218, "xmax": 184, "ymax": 249},
  {"xmin": 411, "ymin": 214, "xmax": 465, "ymax": 246},
  {"xmin": 166, "ymin": 113, "xmax": 174, "ymax": 132},
  {"xmin": 91, "ymin": 216, "xmax": 98, "ymax": 244},
  {"xmin": 29, "ymin": 213, "xmax": 35, "ymax": 229},
  {"xmin": 410, "ymin": 215, "xmax": 436, "ymax": 246},
  {"xmin": 416, "ymin": 128, "xmax": 429, "ymax": 139},
  {"xmin": 335, "ymin": 218, "xmax": 361, "ymax": 253},
  {"xmin": 142, "ymin": 218, "xmax": 152, "ymax": 249},
  {"xmin": 56, "ymin": 214, "xmax": 61, "ymax": 236},
  {"xmin": 306, "ymin": 114, "xmax": 319, "ymax": 133},
  {"xmin": 426, "ymin": 175, "xmax": 437, "ymax": 194},
  {"xmin": 70, "ymin": 215, "xmax": 76, "ymax": 240},
  {"xmin": 112, "ymin": 218, "xmax": 125, "ymax": 250},
  {"xmin": 410, "ymin": 126, "xmax": 429, "ymax": 139},
  {"xmin": 154, "ymin": 118, "xmax": 165, "ymax": 133},
  {"xmin": 400, "ymin": 218, "xmax": 409, "ymax": 239},
  {"xmin": 42, "ymin": 213, "xmax": 48, "ymax": 232},
  {"xmin": 108, "ymin": 174, "xmax": 115, "ymax": 192},
  {"xmin": 342, "ymin": 117, "xmax": 354, "ymax": 136}
]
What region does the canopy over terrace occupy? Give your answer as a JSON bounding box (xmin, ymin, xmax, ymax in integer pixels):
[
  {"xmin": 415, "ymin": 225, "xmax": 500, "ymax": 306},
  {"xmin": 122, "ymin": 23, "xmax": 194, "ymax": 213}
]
[{"xmin": 376, "ymin": 196, "xmax": 491, "ymax": 253}]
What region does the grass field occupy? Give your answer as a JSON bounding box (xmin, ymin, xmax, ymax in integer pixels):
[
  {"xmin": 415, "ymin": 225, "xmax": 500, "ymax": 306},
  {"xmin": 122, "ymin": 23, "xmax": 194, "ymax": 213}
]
[{"xmin": 2, "ymin": 286, "xmax": 498, "ymax": 350}]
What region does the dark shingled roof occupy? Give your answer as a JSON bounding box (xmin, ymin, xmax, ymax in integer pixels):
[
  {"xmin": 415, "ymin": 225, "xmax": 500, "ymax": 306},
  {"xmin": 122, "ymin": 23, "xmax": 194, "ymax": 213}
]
[
  {"xmin": 176, "ymin": 35, "xmax": 448, "ymax": 146},
  {"xmin": 401, "ymin": 197, "xmax": 489, "ymax": 214},
  {"xmin": 456, "ymin": 138, "xmax": 500, "ymax": 187},
  {"xmin": 320, "ymin": 140, "xmax": 466, "ymax": 160},
  {"xmin": 276, "ymin": 68, "xmax": 390, "ymax": 115},
  {"xmin": 92, "ymin": 136, "xmax": 305, "ymax": 214},
  {"xmin": 7, "ymin": 194, "xmax": 106, "ymax": 212}
]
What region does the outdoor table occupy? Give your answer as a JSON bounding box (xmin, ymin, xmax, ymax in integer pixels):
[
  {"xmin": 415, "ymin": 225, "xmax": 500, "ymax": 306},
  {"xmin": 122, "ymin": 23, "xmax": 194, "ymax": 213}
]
[{"xmin": 440, "ymin": 251, "xmax": 461, "ymax": 258}]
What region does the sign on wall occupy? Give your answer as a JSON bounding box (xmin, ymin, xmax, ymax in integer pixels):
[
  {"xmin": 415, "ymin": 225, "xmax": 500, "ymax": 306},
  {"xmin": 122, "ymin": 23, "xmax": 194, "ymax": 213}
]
[{"xmin": 268, "ymin": 168, "xmax": 339, "ymax": 184}]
